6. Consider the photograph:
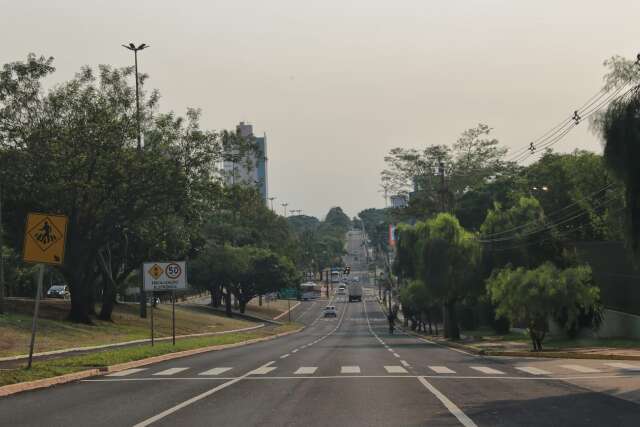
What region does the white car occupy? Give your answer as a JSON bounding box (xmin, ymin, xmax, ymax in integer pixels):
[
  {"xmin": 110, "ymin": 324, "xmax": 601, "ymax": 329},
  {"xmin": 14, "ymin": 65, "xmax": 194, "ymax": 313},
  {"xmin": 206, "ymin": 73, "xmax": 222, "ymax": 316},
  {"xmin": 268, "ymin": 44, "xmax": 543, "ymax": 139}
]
[{"xmin": 323, "ymin": 306, "xmax": 337, "ymax": 317}]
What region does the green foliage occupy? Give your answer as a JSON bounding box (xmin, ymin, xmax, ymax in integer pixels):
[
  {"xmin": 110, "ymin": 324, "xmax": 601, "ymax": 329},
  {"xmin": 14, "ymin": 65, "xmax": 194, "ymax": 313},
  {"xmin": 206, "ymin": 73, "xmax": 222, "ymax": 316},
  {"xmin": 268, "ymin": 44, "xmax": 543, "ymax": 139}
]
[
  {"xmin": 601, "ymin": 91, "xmax": 640, "ymax": 260},
  {"xmin": 324, "ymin": 206, "xmax": 351, "ymax": 232},
  {"xmin": 487, "ymin": 263, "xmax": 599, "ymax": 351}
]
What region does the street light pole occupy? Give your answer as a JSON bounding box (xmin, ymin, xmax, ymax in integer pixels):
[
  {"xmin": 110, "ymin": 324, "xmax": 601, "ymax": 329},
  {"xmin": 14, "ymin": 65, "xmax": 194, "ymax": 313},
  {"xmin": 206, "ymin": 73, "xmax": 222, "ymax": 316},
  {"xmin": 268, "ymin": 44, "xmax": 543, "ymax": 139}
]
[
  {"xmin": 122, "ymin": 43, "xmax": 149, "ymax": 151},
  {"xmin": 281, "ymin": 203, "xmax": 288, "ymax": 217},
  {"xmin": 268, "ymin": 197, "xmax": 276, "ymax": 212},
  {"xmin": 123, "ymin": 42, "xmax": 149, "ymax": 318}
]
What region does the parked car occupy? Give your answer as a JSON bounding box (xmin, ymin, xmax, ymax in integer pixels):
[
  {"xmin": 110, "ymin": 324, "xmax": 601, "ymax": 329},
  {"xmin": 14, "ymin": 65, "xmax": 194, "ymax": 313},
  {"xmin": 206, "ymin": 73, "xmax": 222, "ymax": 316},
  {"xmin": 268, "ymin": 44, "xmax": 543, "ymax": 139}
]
[
  {"xmin": 46, "ymin": 285, "xmax": 70, "ymax": 299},
  {"xmin": 323, "ymin": 305, "xmax": 337, "ymax": 317}
]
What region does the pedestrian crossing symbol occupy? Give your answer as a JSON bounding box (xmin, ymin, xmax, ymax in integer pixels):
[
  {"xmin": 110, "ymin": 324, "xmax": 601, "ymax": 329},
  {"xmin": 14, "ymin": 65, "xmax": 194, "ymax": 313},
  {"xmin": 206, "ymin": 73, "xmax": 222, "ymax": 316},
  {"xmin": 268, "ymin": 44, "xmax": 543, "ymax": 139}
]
[
  {"xmin": 23, "ymin": 213, "xmax": 68, "ymax": 265},
  {"xmin": 148, "ymin": 264, "xmax": 164, "ymax": 280}
]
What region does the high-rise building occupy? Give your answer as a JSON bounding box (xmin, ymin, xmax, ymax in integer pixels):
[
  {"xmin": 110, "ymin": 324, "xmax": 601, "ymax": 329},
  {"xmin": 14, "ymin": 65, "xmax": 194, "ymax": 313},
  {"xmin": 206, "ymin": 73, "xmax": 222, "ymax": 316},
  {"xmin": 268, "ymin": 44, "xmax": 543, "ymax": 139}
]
[{"xmin": 223, "ymin": 122, "xmax": 268, "ymax": 202}]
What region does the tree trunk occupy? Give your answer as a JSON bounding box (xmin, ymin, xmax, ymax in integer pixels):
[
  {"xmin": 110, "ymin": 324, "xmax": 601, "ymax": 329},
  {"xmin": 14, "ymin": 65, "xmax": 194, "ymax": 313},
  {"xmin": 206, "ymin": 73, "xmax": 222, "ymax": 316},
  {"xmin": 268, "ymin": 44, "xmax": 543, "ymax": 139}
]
[
  {"xmin": 68, "ymin": 275, "xmax": 91, "ymax": 323},
  {"xmin": 443, "ymin": 300, "xmax": 460, "ymax": 340},
  {"xmin": 224, "ymin": 287, "xmax": 232, "ymax": 317},
  {"xmin": 239, "ymin": 299, "xmax": 247, "ymax": 314},
  {"xmin": 98, "ymin": 272, "xmax": 116, "ymax": 321},
  {"xmin": 258, "ymin": 294, "xmax": 262, "ymax": 306}
]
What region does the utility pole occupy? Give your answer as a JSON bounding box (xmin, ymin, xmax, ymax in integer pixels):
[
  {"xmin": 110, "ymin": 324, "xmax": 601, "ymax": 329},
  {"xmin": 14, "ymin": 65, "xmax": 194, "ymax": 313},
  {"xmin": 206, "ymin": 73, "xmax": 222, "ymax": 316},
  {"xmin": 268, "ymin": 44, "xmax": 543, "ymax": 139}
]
[
  {"xmin": 281, "ymin": 203, "xmax": 288, "ymax": 217},
  {"xmin": 268, "ymin": 197, "xmax": 276, "ymax": 212},
  {"xmin": 438, "ymin": 161, "xmax": 447, "ymax": 212}
]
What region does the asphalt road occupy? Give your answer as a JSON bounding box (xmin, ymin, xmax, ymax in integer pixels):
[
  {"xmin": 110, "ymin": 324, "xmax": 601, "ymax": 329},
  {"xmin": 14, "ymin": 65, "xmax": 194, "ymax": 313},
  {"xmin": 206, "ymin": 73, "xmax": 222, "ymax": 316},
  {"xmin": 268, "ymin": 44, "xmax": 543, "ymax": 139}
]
[{"xmin": 2, "ymin": 233, "xmax": 639, "ymax": 426}]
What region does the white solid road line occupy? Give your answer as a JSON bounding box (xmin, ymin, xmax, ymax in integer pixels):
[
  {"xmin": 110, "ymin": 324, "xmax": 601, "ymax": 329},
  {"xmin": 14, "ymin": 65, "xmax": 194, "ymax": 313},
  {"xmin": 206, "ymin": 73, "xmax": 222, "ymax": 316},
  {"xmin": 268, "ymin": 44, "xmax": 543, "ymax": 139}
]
[
  {"xmin": 199, "ymin": 367, "xmax": 232, "ymax": 376},
  {"xmin": 560, "ymin": 364, "xmax": 601, "ymax": 373},
  {"xmin": 341, "ymin": 366, "xmax": 361, "ymax": 374},
  {"xmin": 429, "ymin": 366, "xmax": 456, "ymax": 374},
  {"xmin": 294, "ymin": 367, "xmax": 318, "ymax": 375},
  {"xmin": 384, "ymin": 366, "xmax": 408, "ymax": 374},
  {"xmin": 133, "ymin": 361, "xmax": 276, "ymax": 427},
  {"xmin": 106, "ymin": 368, "xmax": 146, "ymax": 377},
  {"xmin": 470, "ymin": 366, "xmax": 505, "ymax": 375},
  {"xmin": 249, "ymin": 366, "xmax": 277, "ymax": 375},
  {"xmin": 153, "ymin": 368, "xmax": 189, "ymax": 376},
  {"xmin": 515, "ymin": 367, "xmax": 551, "ymax": 376},
  {"xmin": 605, "ymin": 362, "xmax": 640, "ymax": 371},
  {"xmin": 417, "ymin": 376, "xmax": 477, "ymax": 427}
]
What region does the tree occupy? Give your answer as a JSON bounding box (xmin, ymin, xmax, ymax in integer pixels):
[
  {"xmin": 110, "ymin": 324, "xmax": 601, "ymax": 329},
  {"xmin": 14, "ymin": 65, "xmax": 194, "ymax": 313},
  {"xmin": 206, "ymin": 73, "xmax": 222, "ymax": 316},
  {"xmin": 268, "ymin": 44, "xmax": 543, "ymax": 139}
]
[
  {"xmin": 600, "ymin": 89, "xmax": 640, "ymax": 260},
  {"xmin": 416, "ymin": 214, "xmax": 482, "ymax": 339},
  {"xmin": 487, "ymin": 263, "xmax": 599, "ymax": 351},
  {"xmin": 324, "ymin": 207, "xmax": 351, "ymax": 232}
]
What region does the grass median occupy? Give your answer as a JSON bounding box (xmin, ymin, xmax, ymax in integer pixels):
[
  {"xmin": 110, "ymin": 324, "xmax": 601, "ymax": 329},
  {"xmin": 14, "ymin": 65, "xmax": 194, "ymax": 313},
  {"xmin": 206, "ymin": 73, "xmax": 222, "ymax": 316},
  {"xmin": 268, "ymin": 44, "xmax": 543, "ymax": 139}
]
[{"xmin": 0, "ymin": 322, "xmax": 302, "ymax": 387}]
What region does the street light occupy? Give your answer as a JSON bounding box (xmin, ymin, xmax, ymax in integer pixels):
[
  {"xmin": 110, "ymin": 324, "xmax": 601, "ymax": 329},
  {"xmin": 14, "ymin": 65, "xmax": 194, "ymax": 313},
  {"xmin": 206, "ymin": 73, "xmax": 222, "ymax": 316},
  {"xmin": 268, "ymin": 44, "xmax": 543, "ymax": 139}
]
[
  {"xmin": 281, "ymin": 202, "xmax": 288, "ymax": 217},
  {"xmin": 268, "ymin": 197, "xmax": 276, "ymax": 212},
  {"xmin": 122, "ymin": 42, "xmax": 149, "ymax": 151}
]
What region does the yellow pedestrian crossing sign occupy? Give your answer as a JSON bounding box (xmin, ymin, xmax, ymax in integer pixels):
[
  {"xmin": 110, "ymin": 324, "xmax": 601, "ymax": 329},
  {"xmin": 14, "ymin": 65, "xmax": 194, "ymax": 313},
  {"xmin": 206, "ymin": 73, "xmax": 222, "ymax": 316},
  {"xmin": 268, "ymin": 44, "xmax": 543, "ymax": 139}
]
[{"xmin": 23, "ymin": 213, "xmax": 68, "ymax": 265}]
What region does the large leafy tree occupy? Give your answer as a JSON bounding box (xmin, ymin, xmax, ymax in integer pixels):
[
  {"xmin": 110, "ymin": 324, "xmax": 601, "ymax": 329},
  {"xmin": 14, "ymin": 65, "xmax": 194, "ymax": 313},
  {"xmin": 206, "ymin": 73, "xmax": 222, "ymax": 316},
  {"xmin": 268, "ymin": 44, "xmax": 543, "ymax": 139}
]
[
  {"xmin": 600, "ymin": 90, "xmax": 640, "ymax": 260},
  {"xmin": 487, "ymin": 263, "xmax": 599, "ymax": 351}
]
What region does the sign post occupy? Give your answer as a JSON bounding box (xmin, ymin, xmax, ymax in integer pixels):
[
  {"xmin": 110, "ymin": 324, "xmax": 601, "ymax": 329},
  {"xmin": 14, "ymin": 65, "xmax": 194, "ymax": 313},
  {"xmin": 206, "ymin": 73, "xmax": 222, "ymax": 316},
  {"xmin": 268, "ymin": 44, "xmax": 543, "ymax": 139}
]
[
  {"xmin": 150, "ymin": 290, "xmax": 154, "ymax": 346},
  {"xmin": 22, "ymin": 212, "xmax": 68, "ymax": 369},
  {"xmin": 143, "ymin": 261, "xmax": 186, "ymax": 346}
]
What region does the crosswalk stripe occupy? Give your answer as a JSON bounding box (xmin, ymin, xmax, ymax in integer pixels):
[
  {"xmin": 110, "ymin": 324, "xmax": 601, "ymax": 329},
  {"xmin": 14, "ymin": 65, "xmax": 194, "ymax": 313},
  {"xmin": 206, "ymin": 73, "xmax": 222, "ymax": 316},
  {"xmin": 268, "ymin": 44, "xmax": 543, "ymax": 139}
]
[
  {"xmin": 429, "ymin": 366, "xmax": 456, "ymax": 374},
  {"xmin": 294, "ymin": 367, "xmax": 318, "ymax": 375},
  {"xmin": 560, "ymin": 364, "xmax": 600, "ymax": 373},
  {"xmin": 199, "ymin": 367, "xmax": 232, "ymax": 376},
  {"xmin": 384, "ymin": 365, "xmax": 408, "ymax": 374},
  {"xmin": 605, "ymin": 362, "xmax": 640, "ymax": 371},
  {"xmin": 515, "ymin": 366, "xmax": 550, "ymax": 375},
  {"xmin": 153, "ymin": 367, "xmax": 189, "ymax": 376},
  {"xmin": 470, "ymin": 366, "xmax": 505, "ymax": 375},
  {"xmin": 249, "ymin": 366, "xmax": 277, "ymax": 375},
  {"xmin": 341, "ymin": 366, "xmax": 361, "ymax": 374},
  {"xmin": 107, "ymin": 368, "xmax": 147, "ymax": 377}
]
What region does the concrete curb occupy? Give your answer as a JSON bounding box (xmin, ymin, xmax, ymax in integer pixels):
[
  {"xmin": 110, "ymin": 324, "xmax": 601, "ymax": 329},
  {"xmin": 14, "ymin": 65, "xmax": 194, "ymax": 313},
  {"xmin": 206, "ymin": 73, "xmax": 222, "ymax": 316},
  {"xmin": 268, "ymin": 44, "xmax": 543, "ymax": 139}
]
[
  {"xmin": 406, "ymin": 330, "xmax": 640, "ymax": 361},
  {"xmin": 273, "ymin": 302, "xmax": 301, "ymax": 320},
  {"xmin": 0, "ymin": 326, "xmax": 304, "ymax": 398},
  {"xmin": 0, "ymin": 324, "xmax": 266, "ymax": 363}
]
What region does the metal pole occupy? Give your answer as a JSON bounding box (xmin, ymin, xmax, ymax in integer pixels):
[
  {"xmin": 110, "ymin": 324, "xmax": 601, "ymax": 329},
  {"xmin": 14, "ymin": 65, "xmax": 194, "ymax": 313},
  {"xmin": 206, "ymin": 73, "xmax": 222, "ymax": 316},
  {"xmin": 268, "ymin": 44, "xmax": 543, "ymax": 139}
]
[
  {"xmin": 134, "ymin": 49, "xmax": 141, "ymax": 152},
  {"xmin": 172, "ymin": 290, "xmax": 176, "ymax": 345},
  {"xmin": 150, "ymin": 291, "xmax": 154, "ymax": 346},
  {"xmin": 27, "ymin": 264, "xmax": 45, "ymax": 369},
  {"xmin": 288, "ymin": 298, "xmax": 291, "ymax": 323}
]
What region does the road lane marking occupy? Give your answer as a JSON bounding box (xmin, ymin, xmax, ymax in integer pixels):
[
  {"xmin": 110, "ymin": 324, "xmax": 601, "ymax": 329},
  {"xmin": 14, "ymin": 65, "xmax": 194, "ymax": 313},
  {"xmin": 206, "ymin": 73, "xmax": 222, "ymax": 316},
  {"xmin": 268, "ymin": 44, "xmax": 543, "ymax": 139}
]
[
  {"xmin": 106, "ymin": 368, "xmax": 146, "ymax": 377},
  {"xmin": 417, "ymin": 376, "xmax": 477, "ymax": 427},
  {"xmin": 294, "ymin": 367, "xmax": 318, "ymax": 375},
  {"xmin": 429, "ymin": 366, "xmax": 456, "ymax": 374},
  {"xmin": 400, "ymin": 360, "xmax": 410, "ymax": 367},
  {"xmin": 280, "ymin": 354, "xmax": 290, "ymax": 359},
  {"xmin": 132, "ymin": 360, "xmax": 275, "ymax": 427},
  {"xmin": 384, "ymin": 365, "xmax": 408, "ymax": 374},
  {"xmin": 515, "ymin": 366, "xmax": 550, "ymax": 376},
  {"xmin": 85, "ymin": 373, "xmax": 640, "ymax": 383},
  {"xmin": 392, "ymin": 353, "xmax": 401, "ymax": 358},
  {"xmin": 470, "ymin": 366, "xmax": 505, "ymax": 375},
  {"xmin": 560, "ymin": 364, "xmax": 600, "ymax": 373},
  {"xmin": 199, "ymin": 367, "xmax": 232, "ymax": 376},
  {"xmin": 605, "ymin": 362, "xmax": 640, "ymax": 371},
  {"xmin": 153, "ymin": 368, "xmax": 189, "ymax": 376},
  {"xmin": 341, "ymin": 366, "xmax": 361, "ymax": 374},
  {"xmin": 249, "ymin": 366, "xmax": 277, "ymax": 375},
  {"xmin": 292, "ymin": 349, "xmax": 299, "ymax": 353}
]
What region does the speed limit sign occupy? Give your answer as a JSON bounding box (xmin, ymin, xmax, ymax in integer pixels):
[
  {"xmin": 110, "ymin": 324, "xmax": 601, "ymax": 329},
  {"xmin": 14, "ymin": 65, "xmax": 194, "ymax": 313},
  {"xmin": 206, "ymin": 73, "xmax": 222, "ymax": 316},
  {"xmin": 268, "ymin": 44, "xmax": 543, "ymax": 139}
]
[{"xmin": 143, "ymin": 261, "xmax": 187, "ymax": 291}]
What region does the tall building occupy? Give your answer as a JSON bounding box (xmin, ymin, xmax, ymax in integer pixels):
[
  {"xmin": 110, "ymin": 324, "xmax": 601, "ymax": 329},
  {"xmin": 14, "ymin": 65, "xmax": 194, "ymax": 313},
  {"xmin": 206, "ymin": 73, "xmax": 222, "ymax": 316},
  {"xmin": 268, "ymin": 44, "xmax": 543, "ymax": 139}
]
[{"xmin": 223, "ymin": 122, "xmax": 268, "ymax": 202}]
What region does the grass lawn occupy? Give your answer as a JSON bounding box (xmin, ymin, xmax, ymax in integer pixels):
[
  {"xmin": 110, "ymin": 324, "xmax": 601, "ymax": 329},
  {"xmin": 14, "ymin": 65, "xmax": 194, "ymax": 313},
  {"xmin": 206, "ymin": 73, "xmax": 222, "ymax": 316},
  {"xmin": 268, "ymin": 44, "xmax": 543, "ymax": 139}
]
[
  {"xmin": 0, "ymin": 322, "xmax": 301, "ymax": 387},
  {"xmin": 0, "ymin": 298, "xmax": 256, "ymax": 357},
  {"xmin": 244, "ymin": 298, "xmax": 293, "ymax": 319}
]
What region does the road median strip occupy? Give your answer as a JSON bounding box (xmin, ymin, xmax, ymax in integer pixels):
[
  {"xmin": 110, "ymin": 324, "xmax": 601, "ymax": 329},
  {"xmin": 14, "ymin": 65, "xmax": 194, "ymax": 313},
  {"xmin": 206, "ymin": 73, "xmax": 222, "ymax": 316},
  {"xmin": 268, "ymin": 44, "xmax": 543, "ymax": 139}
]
[{"xmin": 0, "ymin": 326, "xmax": 304, "ymax": 397}]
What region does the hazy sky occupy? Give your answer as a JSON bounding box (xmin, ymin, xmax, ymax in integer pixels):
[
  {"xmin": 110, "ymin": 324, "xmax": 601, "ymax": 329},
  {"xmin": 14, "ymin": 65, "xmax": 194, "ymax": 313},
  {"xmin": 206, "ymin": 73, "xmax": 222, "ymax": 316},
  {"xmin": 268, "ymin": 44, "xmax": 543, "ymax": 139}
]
[{"xmin": 2, "ymin": 0, "xmax": 639, "ymax": 218}]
